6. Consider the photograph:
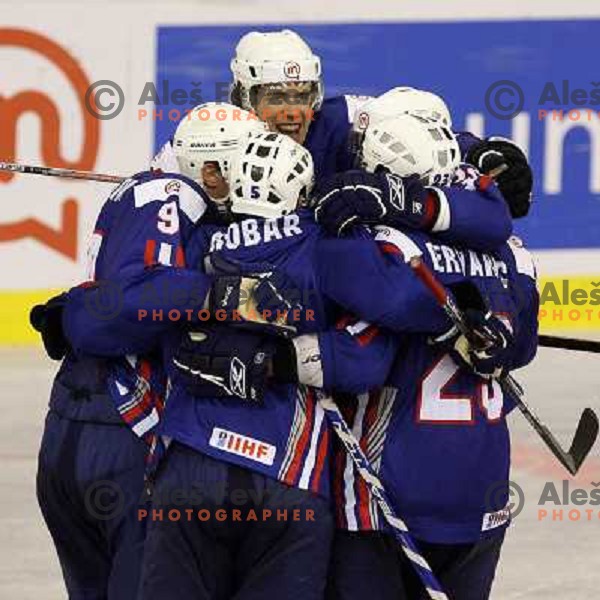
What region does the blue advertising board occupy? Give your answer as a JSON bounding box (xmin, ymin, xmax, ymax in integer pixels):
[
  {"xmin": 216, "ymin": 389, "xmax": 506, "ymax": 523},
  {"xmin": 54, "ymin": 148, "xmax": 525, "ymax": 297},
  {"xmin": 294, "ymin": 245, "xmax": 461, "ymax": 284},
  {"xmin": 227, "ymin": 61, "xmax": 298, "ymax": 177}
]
[{"xmin": 156, "ymin": 21, "xmax": 600, "ymax": 250}]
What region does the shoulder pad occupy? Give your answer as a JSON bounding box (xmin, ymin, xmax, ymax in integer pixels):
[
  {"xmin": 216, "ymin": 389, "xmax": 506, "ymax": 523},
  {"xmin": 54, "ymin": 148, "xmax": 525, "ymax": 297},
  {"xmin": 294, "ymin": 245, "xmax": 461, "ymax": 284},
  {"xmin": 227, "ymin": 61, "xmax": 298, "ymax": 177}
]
[
  {"xmin": 373, "ymin": 225, "xmax": 421, "ymax": 260},
  {"xmin": 132, "ymin": 173, "xmax": 208, "ymax": 224}
]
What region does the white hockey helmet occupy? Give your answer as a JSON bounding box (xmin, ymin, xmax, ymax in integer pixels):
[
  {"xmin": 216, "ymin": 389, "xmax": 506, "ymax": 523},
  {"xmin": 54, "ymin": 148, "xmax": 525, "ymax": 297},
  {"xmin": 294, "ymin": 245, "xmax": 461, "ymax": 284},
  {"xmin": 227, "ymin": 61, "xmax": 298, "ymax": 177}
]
[
  {"xmin": 230, "ymin": 29, "xmax": 323, "ymax": 111},
  {"xmin": 353, "ymin": 87, "xmax": 452, "ymax": 138},
  {"xmin": 360, "ymin": 113, "xmax": 460, "ymax": 185},
  {"xmin": 173, "ymin": 102, "xmax": 268, "ymax": 183},
  {"xmin": 229, "ymin": 131, "xmax": 314, "ymax": 219}
]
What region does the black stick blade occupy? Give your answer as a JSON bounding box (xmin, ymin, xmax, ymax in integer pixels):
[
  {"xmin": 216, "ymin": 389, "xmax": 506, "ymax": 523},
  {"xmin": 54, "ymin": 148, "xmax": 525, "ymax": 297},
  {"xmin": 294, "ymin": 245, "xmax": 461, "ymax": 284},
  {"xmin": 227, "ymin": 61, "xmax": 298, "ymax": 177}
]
[{"xmin": 568, "ymin": 408, "xmax": 600, "ymax": 474}]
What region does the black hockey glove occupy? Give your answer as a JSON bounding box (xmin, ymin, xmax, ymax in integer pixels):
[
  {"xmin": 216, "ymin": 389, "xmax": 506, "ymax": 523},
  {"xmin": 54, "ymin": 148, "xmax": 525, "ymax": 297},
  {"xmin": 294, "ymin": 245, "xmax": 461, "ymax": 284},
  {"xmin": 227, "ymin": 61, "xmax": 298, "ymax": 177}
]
[
  {"xmin": 449, "ymin": 309, "xmax": 514, "ymax": 379},
  {"xmin": 313, "ymin": 170, "xmax": 439, "ymax": 236},
  {"xmin": 432, "ymin": 282, "xmax": 515, "ymax": 379},
  {"xmin": 171, "ymin": 324, "xmax": 297, "ymax": 403},
  {"xmin": 466, "ymin": 138, "xmax": 533, "ymax": 218},
  {"xmin": 29, "ymin": 293, "xmax": 70, "ymax": 360}
]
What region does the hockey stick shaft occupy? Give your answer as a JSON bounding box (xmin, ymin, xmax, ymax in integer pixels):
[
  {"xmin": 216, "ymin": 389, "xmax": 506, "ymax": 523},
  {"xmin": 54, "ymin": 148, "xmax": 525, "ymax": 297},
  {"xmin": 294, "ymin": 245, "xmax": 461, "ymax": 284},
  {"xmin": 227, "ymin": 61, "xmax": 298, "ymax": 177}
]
[
  {"xmin": 539, "ymin": 334, "xmax": 600, "ymax": 354},
  {"xmin": 315, "ymin": 391, "xmax": 448, "ymax": 600},
  {"xmin": 409, "ymin": 256, "xmax": 596, "ymax": 475},
  {"xmin": 488, "ymin": 163, "xmax": 509, "ymax": 179},
  {"xmin": 0, "ymin": 161, "xmax": 126, "ymax": 184}
]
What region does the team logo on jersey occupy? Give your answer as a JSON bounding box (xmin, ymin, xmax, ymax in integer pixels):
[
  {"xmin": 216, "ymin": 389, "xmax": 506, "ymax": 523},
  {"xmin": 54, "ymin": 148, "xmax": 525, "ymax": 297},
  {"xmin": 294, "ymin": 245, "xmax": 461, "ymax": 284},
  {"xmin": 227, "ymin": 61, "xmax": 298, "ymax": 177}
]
[
  {"xmin": 209, "ymin": 427, "xmax": 276, "ymax": 466},
  {"xmin": 165, "ymin": 180, "xmax": 181, "ymax": 195},
  {"xmin": 283, "ymin": 61, "xmax": 301, "ymax": 80},
  {"xmin": 357, "ymin": 111, "xmax": 370, "ymax": 131},
  {"xmin": 230, "ymin": 356, "xmax": 246, "ymax": 399}
]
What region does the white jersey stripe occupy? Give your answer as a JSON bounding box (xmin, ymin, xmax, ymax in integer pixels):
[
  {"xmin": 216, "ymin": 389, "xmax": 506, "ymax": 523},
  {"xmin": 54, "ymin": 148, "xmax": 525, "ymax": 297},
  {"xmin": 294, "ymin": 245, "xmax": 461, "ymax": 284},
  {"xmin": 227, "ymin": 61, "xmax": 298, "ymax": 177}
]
[
  {"xmin": 299, "ymin": 401, "xmax": 325, "ymax": 489},
  {"xmin": 343, "ymin": 394, "xmax": 369, "ymax": 530}
]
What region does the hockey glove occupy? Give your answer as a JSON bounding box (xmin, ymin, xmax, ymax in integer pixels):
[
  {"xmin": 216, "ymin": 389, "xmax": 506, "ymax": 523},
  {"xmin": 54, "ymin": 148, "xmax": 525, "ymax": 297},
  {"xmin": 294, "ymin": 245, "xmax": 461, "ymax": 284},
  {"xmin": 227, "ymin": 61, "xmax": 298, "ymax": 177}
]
[
  {"xmin": 313, "ymin": 170, "xmax": 439, "ymax": 236},
  {"xmin": 431, "ymin": 282, "xmax": 515, "ymax": 379},
  {"xmin": 30, "ymin": 293, "xmax": 70, "ymax": 361},
  {"xmin": 171, "ymin": 324, "xmax": 296, "ymax": 402},
  {"xmin": 203, "ymin": 254, "xmax": 290, "ymax": 332},
  {"xmin": 466, "ymin": 138, "xmax": 533, "ymax": 218},
  {"xmin": 253, "ymin": 271, "xmax": 307, "ymax": 328},
  {"xmin": 449, "ymin": 309, "xmax": 514, "ymax": 379}
]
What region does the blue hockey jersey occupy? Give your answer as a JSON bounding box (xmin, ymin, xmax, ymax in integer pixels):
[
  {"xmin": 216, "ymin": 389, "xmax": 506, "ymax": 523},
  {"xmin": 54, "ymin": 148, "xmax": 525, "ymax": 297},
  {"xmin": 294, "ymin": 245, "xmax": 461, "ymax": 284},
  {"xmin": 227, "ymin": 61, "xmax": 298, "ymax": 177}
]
[
  {"xmin": 330, "ymin": 229, "xmax": 539, "ymax": 544},
  {"xmin": 60, "ymin": 172, "xmax": 212, "ymax": 466},
  {"xmin": 158, "ymin": 210, "xmax": 401, "ymax": 499}
]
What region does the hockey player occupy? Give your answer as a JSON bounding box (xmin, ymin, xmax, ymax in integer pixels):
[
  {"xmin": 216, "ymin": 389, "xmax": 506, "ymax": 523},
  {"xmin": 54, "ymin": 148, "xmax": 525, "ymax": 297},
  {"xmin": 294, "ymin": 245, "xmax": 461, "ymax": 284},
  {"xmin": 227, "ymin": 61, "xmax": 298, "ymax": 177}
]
[
  {"xmin": 324, "ymin": 236, "xmax": 538, "ymax": 600},
  {"xmin": 269, "ymin": 113, "xmax": 539, "ymax": 599},
  {"xmin": 31, "ymin": 105, "xmax": 269, "ymax": 600},
  {"xmin": 31, "ymin": 174, "xmax": 212, "ymax": 600}
]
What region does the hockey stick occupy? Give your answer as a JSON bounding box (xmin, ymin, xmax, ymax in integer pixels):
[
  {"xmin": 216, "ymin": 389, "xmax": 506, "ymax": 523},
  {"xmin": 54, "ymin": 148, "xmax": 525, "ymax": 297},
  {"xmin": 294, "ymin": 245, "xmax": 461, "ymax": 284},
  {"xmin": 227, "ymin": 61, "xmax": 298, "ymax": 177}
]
[
  {"xmin": 315, "ymin": 390, "xmax": 448, "ymax": 600},
  {"xmin": 0, "ymin": 161, "xmax": 509, "ymax": 188},
  {"xmin": 0, "ymin": 161, "xmax": 125, "ymax": 184},
  {"xmin": 487, "ymin": 163, "xmax": 509, "ymax": 179},
  {"xmin": 409, "ymin": 256, "xmax": 599, "ymax": 476},
  {"xmin": 538, "ymin": 334, "xmax": 600, "ymax": 354}
]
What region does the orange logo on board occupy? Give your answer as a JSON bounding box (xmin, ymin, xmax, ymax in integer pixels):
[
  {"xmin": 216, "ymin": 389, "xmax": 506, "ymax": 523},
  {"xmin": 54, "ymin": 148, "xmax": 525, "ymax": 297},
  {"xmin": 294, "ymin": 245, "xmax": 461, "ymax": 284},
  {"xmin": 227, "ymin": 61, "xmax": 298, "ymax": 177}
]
[{"xmin": 0, "ymin": 29, "xmax": 100, "ymax": 259}]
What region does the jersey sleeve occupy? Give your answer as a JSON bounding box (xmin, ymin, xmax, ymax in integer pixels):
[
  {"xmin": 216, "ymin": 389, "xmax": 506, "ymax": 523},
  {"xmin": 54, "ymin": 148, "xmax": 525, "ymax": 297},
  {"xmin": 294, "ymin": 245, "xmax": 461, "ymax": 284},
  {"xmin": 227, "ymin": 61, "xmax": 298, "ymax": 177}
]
[
  {"xmin": 428, "ymin": 164, "xmax": 512, "ymax": 251},
  {"xmin": 292, "ymin": 317, "xmax": 399, "ymax": 394},
  {"xmin": 456, "ymin": 130, "xmax": 482, "ymax": 158},
  {"xmin": 315, "ymin": 230, "xmax": 452, "ymax": 335},
  {"xmin": 505, "ymin": 238, "xmax": 539, "ymax": 370},
  {"xmin": 63, "ymin": 172, "xmax": 213, "ymax": 357}
]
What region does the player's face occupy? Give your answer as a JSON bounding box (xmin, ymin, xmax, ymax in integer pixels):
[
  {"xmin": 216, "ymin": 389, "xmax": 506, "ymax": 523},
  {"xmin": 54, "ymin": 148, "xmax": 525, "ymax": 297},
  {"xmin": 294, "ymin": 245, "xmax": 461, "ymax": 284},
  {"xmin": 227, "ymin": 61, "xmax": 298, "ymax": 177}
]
[
  {"xmin": 201, "ymin": 162, "xmax": 229, "ymax": 202},
  {"xmin": 254, "ymin": 82, "xmax": 316, "ymax": 145}
]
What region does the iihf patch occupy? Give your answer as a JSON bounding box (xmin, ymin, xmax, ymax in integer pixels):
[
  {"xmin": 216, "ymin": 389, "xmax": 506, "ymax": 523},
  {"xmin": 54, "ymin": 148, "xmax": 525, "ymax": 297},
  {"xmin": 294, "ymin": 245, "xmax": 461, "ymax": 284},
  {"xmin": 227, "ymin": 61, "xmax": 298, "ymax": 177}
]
[{"xmin": 209, "ymin": 427, "xmax": 276, "ymax": 466}]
